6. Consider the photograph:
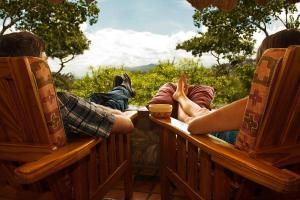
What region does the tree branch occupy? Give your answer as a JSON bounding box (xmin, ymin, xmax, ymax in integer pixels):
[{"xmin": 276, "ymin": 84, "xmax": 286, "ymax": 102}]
[
  {"xmin": 285, "ymin": 6, "xmax": 288, "ymax": 28},
  {"xmin": 61, "ymin": 54, "xmax": 75, "ymax": 64},
  {"xmin": 53, "ymin": 54, "xmax": 75, "ymax": 75},
  {"xmin": 0, "ymin": 16, "xmax": 22, "ymax": 35},
  {"xmin": 275, "ymin": 15, "xmax": 287, "ymax": 28},
  {"xmin": 211, "ymin": 52, "xmax": 221, "ymax": 66},
  {"xmin": 0, "ymin": 16, "xmax": 9, "ymax": 35},
  {"xmin": 53, "ymin": 58, "xmax": 65, "ymax": 76},
  {"xmin": 249, "ymin": 21, "xmax": 269, "ymax": 37}
]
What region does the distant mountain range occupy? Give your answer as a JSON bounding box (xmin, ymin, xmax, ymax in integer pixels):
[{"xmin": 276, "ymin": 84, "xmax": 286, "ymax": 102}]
[{"xmin": 125, "ymin": 63, "xmax": 156, "ymax": 72}]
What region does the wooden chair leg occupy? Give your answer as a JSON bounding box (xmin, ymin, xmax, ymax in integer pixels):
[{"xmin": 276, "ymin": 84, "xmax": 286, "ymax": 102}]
[
  {"xmin": 72, "ymin": 158, "xmax": 89, "ymax": 200},
  {"xmin": 160, "ymin": 128, "xmax": 171, "ymax": 200},
  {"xmin": 124, "ymin": 134, "xmax": 133, "ymax": 200}
]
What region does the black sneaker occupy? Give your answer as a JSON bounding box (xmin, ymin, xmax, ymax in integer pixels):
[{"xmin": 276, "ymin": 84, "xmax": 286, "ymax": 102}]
[
  {"xmin": 122, "ymin": 73, "xmax": 136, "ymax": 97},
  {"xmin": 113, "ymin": 75, "xmax": 123, "ymax": 87}
]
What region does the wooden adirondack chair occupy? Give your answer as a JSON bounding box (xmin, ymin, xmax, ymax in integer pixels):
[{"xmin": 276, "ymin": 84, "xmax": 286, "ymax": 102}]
[
  {"xmin": 150, "ymin": 46, "xmax": 300, "ymax": 200},
  {"xmin": 0, "ymin": 56, "xmax": 137, "ymax": 200}
]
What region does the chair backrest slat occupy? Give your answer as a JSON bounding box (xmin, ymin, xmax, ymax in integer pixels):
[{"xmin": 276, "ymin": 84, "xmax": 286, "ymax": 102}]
[
  {"xmin": 256, "ymin": 46, "xmax": 300, "ymax": 150},
  {"xmin": 0, "ymin": 57, "xmax": 51, "ymax": 146},
  {"xmin": 236, "ymin": 46, "xmax": 300, "ymax": 165}
]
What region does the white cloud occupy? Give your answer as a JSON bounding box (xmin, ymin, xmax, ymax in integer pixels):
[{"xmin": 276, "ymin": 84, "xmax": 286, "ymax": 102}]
[
  {"xmin": 48, "ymin": 28, "xmax": 198, "ymax": 76},
  {"xmin": 179, "ymin": 0, "xmax": 193, "ymax": 9}
]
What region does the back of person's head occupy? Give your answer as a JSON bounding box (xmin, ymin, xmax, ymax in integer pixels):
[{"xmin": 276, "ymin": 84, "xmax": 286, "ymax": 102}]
[
  {"xmin": 0, "ymin": 31, "xmax": 45, "ymax": 57},
  {"xmin": 256, "ymin": 29, "xmax": 300, "ymax": 63}
]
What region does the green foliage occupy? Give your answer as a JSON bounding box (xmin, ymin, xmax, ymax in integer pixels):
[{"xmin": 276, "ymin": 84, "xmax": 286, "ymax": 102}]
[
  {"xmin": 177, "ymin": 0, "xmax": 299, "ymax": 64},
  {"xmin": 56, "ymin": 59, "xmax": 255, "ymax": 108},
  {"xmin": 0, "ymin": 0, "xmax": 99, "ymax": 73},
  {"xmin": 53, "ymin": 72, "xmax": 75, "ymax": 91},
  {"xmin": 71, "ymin": 66, "xmax": 125, "ymax": 97}
]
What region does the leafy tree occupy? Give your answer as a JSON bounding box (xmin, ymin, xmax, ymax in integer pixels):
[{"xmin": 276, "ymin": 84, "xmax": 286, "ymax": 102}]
[
  {"xmin": 62, "ymin": 59, "xmax": 253, "ymax": 108},
  {"xmin": 177, "ymin": 0, "xmax": 299, "ymax": 64},
  {"xmin": 71, "ymin": 66, "xmax": 127, "ymax": 97},
  {"xmin": 0, "ymin": 0, "xmax": 99, "ymax": 73},
  {"xmin": 53, "ymin": 72, "xmax": 75, "ymax": 91}
]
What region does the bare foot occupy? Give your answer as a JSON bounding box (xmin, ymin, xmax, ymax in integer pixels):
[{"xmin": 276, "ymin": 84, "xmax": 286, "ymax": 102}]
[{"xmin": 173, "ymin": 74, "xmax": 188, "ymax": 101}]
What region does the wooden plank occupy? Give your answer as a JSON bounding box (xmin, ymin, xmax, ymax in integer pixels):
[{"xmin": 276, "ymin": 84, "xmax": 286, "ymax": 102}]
[
  {"xmin": 187, "ymin": 142, "xmax": 198, "ymax": 191},
  {"xmin": 15, "ymin": 138, "xmax": 99, "ymax": 184},
  {"xmin": 91, "ymin": 161, "xmax": 129, "ymax": 200},
  {"xmin": 0, "ymin": 79, "xmax": 27, "ymax": 143},
  {"xmin": 150, "ymin": 116, "xmax": 300, "ymax": 193},
  {"xmin": 160, "ymin": 128, "xmax": 171, "ymax": 200},
  {"xmin": 72, "ymin": 158, "xmax": 89, "ymax": 200},
  {"xmin": 213, "ymin": 164, "xmax": 230, "ymax": 200},
  {"xmin": 10, "ymin": 58, "xmax": 50, "ymax": 144},
  {"xmin": 88, "ymin": 147, "xmax": 98, "ymax": 197},
  {"xmin": 166, "ymin": 168, "xmax": 203, "ymax": 200},
  {"xmin": 257, "ymin": 46, "xmax": 300, "ymax": 149},
  {"xmin": 124, "ymin": 134, "xmax": 133, "ymax": 200},
  {"xmin": 0, "ymin": 143, "xmax": 52, "ymax": 162},
  {"xmin": 99, "ymin": 139, "xmax": 108, "ymax": 183},
  {"xmin": 0, "ymin": 60, "xmax": 11, "ymax": 78},
  {"xmin": 168, "ymin": 131, "xmax": 177, "ymax": 171},
  {"xmin": 116, "ymin": 134, "xmax": 124, "ymax": 165},
  {"xmin": 108, "ymin": 134, "xmax": 117, "ymax": 174},
  {"xmin": 177, "ymin": 135, "xmax": 187, "ymax": 180},
  {"xmin": 199, "ymin": 151, "xmax": 212, "ymax": 199},
  {"xmin": 281, "ymin": 89, "xmax": 300, "ymax": 145}
]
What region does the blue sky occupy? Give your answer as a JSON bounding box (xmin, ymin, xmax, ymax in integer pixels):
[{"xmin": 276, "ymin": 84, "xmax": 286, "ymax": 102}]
[
  {"xmin": 47, "ymin": 0, "xmax": 297, "ymax": 76},
  {"xmin": 92, "ymin": 0, "xmax": 195, "ymax": 34},
  {"xmin": 49, "ymin": 0, "xmax": 201, "ymax": 75}
]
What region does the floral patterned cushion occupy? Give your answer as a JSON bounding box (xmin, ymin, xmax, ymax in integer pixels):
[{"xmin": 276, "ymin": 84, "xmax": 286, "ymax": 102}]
[
  {"xmin": 28, "ymin": 57, "xmax": 66, "ymax": 145},
  {"xmin": 235, "ymin": 48, "xmax": 286, "ymax": 152}
]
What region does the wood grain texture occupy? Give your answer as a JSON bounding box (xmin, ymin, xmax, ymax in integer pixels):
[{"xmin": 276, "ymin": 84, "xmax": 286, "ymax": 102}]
[
  {"xmin": 160, "ymin": 128, "xmax": 171, "ymax": 200},
  {"xmin": 124, "ymin": 134, "xmax": 133, "ymax": 200},
  {"xmin": 0, "ymin": 56, "xmax": 138, "ymax": 199},
  {"xmin": 0, "ymin": 57, "xmax": 50, "ymax": 145},
  {"xmin": 0, "ymin": 143, "xmax": 53, "ymax": 162},
  {"xmin": 108, "ymin": 135, "xmax": 117, "ymax": 173},
  {"xmin": 177, "ymin": 136, "xmax": 187, "ymax": 181},
  {"xmin": 167, "ymin": 131, "xmax": 177, "ymax": 172},
  {"xmin": 150, "ymin": 115, "xmax": 300, "ymax": 199},
  {"xmin": 187, "ymin": 142, "xmax": 198, "ymax": 190},
  {"xmin": 254, "ymin": 46, "xmax": 300, "ymax": 164},
  {"xmin": 99, "ymin": 139, "xmax": 109, "ymax": 183},
  {"xmin": 88, "ymin": 147, "xmax": 98, "ymax": 196},
  {"xmin": 199, "ymin": 151, "xmax": 212, "ymax": 199}
]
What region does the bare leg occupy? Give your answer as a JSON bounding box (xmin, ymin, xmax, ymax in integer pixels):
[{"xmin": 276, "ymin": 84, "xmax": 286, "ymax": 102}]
[
  {"xmin": 173, "ymin": 75, "xmax": 210, "ymax": 117},
  {"xmin": 188, "ymin": 97, "xmax": 248, "ymax": 134},
  {"xmin": 177, "ymin": 104, "xmax": 194, "ymax": 123}
]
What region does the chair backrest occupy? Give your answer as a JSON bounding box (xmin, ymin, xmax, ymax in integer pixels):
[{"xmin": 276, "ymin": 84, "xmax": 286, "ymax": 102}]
[
  {"xmin": 0, "ymin": 57, "xmax": 65, "ymax": 148},
  {"xmin": 235, "ymin": 46, "xmax": 300, "ymax": 166}
]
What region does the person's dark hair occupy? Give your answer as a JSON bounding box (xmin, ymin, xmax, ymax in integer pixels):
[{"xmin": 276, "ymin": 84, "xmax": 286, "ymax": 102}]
[
  {"xmin": 0, "ymin": 31, "xmax": 45, "ymax": 57},
  {"xmin": 256, "ymin": 29, "xmax": 300, "ymax": 63}
]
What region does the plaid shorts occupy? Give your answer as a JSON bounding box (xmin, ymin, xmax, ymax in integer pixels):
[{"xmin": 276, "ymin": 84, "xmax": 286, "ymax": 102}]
[{"xmin": 57, "ymin": 92, "xmax": 116, "ymax": 139}]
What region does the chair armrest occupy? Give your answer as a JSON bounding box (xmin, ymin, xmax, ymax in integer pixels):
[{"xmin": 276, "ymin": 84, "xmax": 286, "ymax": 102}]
[
  {"xmin": 150, "ymin": 116, "xmax": 300, "ymax": 193},
  {"xmin": 124, "ymin": 110, "xmax": 138, "ymax": 120},
  {"xmin": 15, "ymin": 138, "xmax": 100, "ymax": 184},
  {"xmin": 0, "ymin": 143, "xmax": 54, "ymax": 162}
]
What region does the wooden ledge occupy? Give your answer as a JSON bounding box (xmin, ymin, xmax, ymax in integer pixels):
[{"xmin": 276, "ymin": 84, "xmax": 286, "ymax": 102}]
[
  {"xmin": 123, "ymin": 110, "xmax": 138, "ymax": 120},
  {"xmin": 150, "ymin": 116, "xmax": 300, "ymax": 193},
  {"xmin": 15, "ymin": 138, "xmax": 100, "ymax": 184}
]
